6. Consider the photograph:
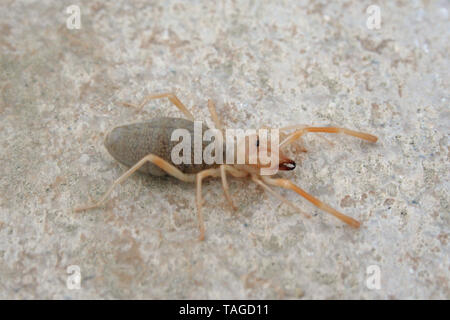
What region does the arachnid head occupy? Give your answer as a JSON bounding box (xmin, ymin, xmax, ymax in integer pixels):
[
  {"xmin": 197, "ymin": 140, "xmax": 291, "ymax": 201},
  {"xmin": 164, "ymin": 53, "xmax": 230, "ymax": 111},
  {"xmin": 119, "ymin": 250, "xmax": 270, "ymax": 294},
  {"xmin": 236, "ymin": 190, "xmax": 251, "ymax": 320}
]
[{"xmin": 235, "ymin": 133, "xmax": 296, "ymax": 174}]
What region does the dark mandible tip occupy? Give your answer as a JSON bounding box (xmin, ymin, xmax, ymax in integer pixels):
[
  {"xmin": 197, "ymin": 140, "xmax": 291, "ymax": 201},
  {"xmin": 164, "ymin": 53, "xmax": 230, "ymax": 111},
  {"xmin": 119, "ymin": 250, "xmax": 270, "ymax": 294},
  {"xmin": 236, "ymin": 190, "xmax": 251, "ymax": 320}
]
[{"xmin": 279, "ymin": 159, "xmax": 296, "ymax": 171}]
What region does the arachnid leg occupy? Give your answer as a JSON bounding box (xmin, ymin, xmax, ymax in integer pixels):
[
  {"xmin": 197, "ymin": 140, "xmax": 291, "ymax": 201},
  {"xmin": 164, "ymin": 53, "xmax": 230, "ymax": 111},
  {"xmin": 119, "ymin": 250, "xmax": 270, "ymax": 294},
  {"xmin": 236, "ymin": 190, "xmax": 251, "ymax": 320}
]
[
  {"xmin": 207, "ymin": 99, "xmax": 223, "ymax": 131},
  {"xmin": 222, "ymin": 165, "xmax": 249, "ymax": 179},
  {"xmin": 261, "ymin": 125, "xmax": 308, "ymax": 153},
  {"xmin": 74, "ymin": 154, "xmax": 195, "ymax": 212},
  {"xmin": 261, "ymin": 176, "xmax": 361, "ymax": 228},
  {"xmin": 280, "ymin": 126, "xmax": 378, "ymax": 148},
  {"xmin": 251, "ymin": 176, "xmax": 311, "ymax": 219},
  {"xmin": 219, "ymin": 165, "xmax": 249, "ymax": 211},
  {"xmin": 280, "ymin": 125, "xmax": 335, "ymax": 149},
  {"xmin": 220, "ymin": 165, "xmax": 236, "ymax": 211},
  {"xmin": 123, "ymin": 92, "xmax": 194, "ymax": 120},
  {"xmin": 279, "ymin": 124, "xmax": 308, "ymax": 132},
  {"xmin": 196, "ymin": 168, "xmax": 221, "ymax": 241},
  {"xmin": 196, "ymin": 165, "xmax": 248, "ymax": 240}
]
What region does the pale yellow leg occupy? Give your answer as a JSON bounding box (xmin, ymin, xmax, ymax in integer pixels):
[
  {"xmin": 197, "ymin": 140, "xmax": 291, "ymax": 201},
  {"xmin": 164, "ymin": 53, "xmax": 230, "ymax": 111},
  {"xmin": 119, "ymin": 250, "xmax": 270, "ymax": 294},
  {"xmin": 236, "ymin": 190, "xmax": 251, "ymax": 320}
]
[
  {"xmin": 74, "ymin": 154, "xmax": 195, "ymax": 212},
  {"xmin": 262, "ymin": 176, "xmax": 360, "ymax": 228},
  {"xmin": 280, "ymin": 125, "xmax": 334, "ymax": 150},
  {"xmin": 280, "ymin": 126, "xmax": 378, "ymax": 148},
  {"xmin": 217, "ymin": 165, "xmax": 249, "ymax": 211},
  {"xmin": 207, "ymin": 99, "xmax": 223, "ymax": 131},
  {"xmin": 279, "ymin": 124, "xmax": 308, "ymax": 131},
  {"xmin": 261, "ymin": 125, "xmax": 308, "ymax": 152},
  {"xmin": 196, "ymin": 165, "xmax": 248, "ymax": 240},
  {"xmin": 222, "ymin": 165, "xmax": 249, "ymax": 179},
  {"xmin": 123, "ymin": 92, "xmax": 194, "ymax": 120},
  {"xmin": 220, "ymin": 165, "xmax": 236, "ymax": 211},
  {"xmin": 251, "ymin": 176, "xmax": 311, "ymax": 218},
  {"xmin": 196, "ymin": 168, "xmax": 221, "ymax": 240}
]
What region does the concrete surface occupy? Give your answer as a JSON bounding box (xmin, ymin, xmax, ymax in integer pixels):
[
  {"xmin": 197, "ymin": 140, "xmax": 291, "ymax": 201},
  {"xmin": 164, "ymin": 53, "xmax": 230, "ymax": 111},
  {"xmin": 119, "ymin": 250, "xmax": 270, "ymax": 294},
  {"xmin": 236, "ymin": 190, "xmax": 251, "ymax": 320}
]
[{"xmin": 0, "ymin": 0, "xmax": 448, "ymax": 299}]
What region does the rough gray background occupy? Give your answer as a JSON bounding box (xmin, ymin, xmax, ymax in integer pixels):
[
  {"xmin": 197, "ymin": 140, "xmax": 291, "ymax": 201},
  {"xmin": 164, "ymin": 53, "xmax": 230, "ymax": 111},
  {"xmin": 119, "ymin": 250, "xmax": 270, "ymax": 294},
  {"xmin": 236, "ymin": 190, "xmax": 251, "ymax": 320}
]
[{"xmin": 0, "ymin": 0, "xmax": 448, "ymax": 299}]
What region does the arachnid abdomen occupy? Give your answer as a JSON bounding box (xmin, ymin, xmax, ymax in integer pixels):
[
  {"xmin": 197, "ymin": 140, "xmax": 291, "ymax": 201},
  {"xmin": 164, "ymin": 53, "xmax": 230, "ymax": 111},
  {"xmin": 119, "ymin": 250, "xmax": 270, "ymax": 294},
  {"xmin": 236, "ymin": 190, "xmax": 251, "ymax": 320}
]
[{"xmin": 104, "ymin": 117, "xmax": 218, "ymax": 175}]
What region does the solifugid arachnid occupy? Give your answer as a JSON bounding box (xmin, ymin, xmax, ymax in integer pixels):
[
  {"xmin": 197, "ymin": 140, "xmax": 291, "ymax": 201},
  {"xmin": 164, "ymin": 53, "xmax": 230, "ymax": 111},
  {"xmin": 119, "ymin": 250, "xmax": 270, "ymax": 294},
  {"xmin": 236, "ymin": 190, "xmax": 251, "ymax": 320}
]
[{"xmin": 75, "ymin": 92, "xmax": 378, "ymax": 240}]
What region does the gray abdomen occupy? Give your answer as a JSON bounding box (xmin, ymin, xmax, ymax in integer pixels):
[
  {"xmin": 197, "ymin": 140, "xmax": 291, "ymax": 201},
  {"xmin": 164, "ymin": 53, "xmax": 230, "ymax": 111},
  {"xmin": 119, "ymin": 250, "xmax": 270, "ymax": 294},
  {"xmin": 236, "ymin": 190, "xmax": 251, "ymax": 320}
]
[{"xmin": 104, "ymin": 117, "xmax": 220, "ymax": 175}]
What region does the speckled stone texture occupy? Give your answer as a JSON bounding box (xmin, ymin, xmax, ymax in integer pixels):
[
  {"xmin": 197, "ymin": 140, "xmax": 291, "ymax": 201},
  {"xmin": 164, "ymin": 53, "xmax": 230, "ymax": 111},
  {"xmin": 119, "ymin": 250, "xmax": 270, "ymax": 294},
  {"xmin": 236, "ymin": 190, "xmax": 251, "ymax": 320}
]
[{"xmin": 0, "ymin": 0, "xmax": 448, "ymax": 299}]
